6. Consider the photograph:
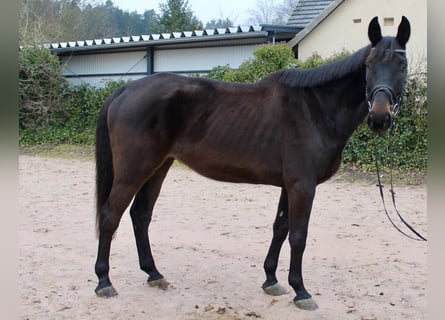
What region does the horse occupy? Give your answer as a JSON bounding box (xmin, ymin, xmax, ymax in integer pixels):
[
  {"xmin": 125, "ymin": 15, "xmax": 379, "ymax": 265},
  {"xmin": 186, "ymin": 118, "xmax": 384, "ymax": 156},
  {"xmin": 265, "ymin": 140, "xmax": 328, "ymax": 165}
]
[{"xmin": 94, "ymin": 16, "xmax": 411, "ymax": 310}]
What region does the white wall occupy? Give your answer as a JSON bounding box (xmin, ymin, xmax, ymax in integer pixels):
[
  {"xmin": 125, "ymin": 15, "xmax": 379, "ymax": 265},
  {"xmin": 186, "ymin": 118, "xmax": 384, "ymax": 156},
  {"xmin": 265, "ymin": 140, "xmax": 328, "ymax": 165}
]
[
  {"xmin": 297, "ymin": 0, "xmax": 427, "ymax": 67},
  {"xmin": 61, "ymin": 51, "xmax": 148, "ymax": 76},
  {"xmin": 60, "ymin": 44, "xmax": 259, "ymax": 86},
  {"xmin": 154, "ymin": 45, "xmax": 257, "ymax": 73}
]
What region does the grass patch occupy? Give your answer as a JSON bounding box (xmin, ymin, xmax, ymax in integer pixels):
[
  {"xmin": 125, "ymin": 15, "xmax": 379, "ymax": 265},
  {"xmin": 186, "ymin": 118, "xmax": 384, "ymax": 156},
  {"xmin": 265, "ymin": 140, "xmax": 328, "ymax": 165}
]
[
  {"xmin": 20, "ymin": 144, "xmax": 95, "ymax": 161},
  {"xmin": 332, "ymin": 165, "xmax": 426, "ymax": 186}
]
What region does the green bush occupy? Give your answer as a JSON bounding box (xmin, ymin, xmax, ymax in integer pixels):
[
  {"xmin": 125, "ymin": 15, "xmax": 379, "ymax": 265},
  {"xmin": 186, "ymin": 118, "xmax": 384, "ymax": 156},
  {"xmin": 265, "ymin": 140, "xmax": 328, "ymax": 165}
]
[
  {"xmin": 19, "ymin": 79, "xmax": 125, "ymax": 146},
  {"xmin": 58, "ymin": 80, "xmax": 125, "ymax": 144},
  {"xmin": 19, "ymin": 46, "xmax": 69, "ymax": 129},
  {"xmin": 206, "ymin": 43, "xmax": 298, "ymax": 83}
]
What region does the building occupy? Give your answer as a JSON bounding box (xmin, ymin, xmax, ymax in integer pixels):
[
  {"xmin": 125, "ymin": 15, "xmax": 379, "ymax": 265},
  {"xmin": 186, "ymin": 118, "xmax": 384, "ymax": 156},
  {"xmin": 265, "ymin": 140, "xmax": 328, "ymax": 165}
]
[
  {"xmin": 48, "ymin": 0, "xmax": 426, "ymax": 87},
  {"xmin": 48, "ymin": 26, "xmax": 299, "ymax": 87},
  {"xmin": 287, "ymin": 0, "xmax": 427, "ymax": 67}
]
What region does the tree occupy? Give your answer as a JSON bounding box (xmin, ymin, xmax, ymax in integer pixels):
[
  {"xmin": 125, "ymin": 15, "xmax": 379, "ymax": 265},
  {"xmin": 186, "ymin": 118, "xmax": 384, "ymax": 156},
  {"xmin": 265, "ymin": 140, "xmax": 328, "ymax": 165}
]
[
  {"xmin": 247, "ymin": 0, "xmax": 300, "ymax": 25},
  {"xmin": 247, "ymin": 0, "xmax": 276, "ymax": 25},
  {"xmin": 19, "ymin": 0, "xmax": 161, "ymax": 43},
  {"xmin": 273, "ymin": 0, "xmax": 300, "ymax": 25},
  {"xmin": 143, "ymin": 9, "xmax": 160, "ymax": 34},
  {"xmin": 156, "ymin": 0, "xmax": 202, "ymax": 32},
  {"xmin": 205, "ymin": 18, "xmax": 234, "ymax": 29}
]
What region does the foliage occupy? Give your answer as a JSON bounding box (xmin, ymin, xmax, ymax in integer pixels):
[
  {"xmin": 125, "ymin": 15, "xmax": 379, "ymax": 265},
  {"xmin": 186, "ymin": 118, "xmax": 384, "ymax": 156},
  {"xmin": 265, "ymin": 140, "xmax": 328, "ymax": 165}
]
[
  {"xmin": 205, "ymin": 18, "xmax": 234, "ymax": 29},
  {"xmin": 19, "ymin": 46, "xmax": 69, "ymax": 129},
  {"xmin": 19, "ymin": 79, "xmax": 125, "ymax": 146},
  {"xmin": 19, "ymin": 0, "xmax": 160, "ymax": 44},
  {"xmin": 206, "ymin": 43, "xmax": 298, "ymax": 83},
  {"xmin": 297, "ymin": 49, "xmax": 352, "ymax": 68},
  {"xmin": 156, "ymin": 0, "xmax": 202, "ymax": 32}
]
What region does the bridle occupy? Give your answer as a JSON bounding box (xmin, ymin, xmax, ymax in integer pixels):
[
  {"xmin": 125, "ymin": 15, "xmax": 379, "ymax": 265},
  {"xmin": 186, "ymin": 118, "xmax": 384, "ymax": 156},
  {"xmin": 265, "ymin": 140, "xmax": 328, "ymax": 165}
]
[{"xmin": 365, "ymin": 48, "xmax": 407, "ymax": 118}]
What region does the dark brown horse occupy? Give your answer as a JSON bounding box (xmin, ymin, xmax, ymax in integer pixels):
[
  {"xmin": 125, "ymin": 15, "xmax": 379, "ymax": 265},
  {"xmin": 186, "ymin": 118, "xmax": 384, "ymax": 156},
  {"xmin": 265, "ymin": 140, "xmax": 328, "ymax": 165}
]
[{"xmin": 94, "ymin": 16, "xmax": 411, "ymax": 310}]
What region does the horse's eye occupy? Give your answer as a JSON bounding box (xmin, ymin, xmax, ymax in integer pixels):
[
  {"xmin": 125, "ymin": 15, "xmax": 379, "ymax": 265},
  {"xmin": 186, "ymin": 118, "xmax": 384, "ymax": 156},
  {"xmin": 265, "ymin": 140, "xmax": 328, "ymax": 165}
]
[{"xmin": 400, "ymin": 62, "xmax": 408, "ymax": 72}]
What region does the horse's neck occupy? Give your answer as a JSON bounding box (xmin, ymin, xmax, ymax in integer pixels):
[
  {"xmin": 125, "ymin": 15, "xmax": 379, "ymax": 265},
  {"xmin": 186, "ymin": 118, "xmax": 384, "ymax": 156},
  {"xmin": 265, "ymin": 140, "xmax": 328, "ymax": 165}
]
[{"xmin": 321, "ymin": 69, "xmax": 368, "ymax": 143}]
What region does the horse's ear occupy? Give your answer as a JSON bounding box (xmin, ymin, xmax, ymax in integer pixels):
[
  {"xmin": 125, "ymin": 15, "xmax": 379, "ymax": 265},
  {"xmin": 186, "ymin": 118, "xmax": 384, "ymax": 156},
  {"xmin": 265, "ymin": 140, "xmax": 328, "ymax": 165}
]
[
  {"xmin": 396, "ymin": 16, "xmax": 411, "ymax": 47},
  {"xmin": 368, "ymin": 16, "xmax": 382, "ymax": 47}
]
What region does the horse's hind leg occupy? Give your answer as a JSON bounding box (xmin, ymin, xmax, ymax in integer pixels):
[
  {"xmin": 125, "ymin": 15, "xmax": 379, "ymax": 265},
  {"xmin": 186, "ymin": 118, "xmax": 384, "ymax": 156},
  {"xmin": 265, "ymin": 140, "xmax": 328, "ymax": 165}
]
[
  {"xmin": 95, "ymin": 151, "xmax": 168, "ymax": 298},
  {"xmin": 95, "ymin": 180, "xmax": 142, "ymax": 297},
  {"xmin": 129, "ymin": 158, "xmax": 173, "ymax": 290},
  {"xmin": 262, "ymin": 188, "xmax": 290, "ymax": 296}
]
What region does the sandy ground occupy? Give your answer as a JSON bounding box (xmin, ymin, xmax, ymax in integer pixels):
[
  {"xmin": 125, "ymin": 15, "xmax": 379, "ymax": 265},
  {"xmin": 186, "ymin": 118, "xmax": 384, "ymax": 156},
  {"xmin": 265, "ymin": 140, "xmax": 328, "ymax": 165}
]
[{"xmin": 18, "ymin": 155, "xmax": 427, "ymax": 320}]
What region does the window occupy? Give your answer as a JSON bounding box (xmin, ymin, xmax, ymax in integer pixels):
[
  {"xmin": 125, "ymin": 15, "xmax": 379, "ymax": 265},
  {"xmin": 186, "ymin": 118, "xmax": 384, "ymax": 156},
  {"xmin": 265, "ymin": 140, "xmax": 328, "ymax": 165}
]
[{"xmin": 384, "ymin": 17, "xmax": 394, "ymax": 26}]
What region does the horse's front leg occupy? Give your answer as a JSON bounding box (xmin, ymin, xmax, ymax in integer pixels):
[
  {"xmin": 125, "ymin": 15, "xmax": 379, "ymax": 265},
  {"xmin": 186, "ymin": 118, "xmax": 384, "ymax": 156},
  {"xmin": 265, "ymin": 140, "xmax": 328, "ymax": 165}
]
[
  {"xmin": 262, "ymin": 188, "xmax": 290, "ymax": 296},
  {"xmin": 286, "ymin": 180, "xmax": 318, "ymax": 310}
]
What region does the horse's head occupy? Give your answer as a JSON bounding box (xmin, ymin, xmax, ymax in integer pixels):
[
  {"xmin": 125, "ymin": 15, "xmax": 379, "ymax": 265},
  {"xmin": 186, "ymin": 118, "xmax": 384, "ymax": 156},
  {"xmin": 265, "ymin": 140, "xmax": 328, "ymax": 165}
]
[{"xmin": 365, "ymin": 16, "xmax": 410, "ymax": 134}]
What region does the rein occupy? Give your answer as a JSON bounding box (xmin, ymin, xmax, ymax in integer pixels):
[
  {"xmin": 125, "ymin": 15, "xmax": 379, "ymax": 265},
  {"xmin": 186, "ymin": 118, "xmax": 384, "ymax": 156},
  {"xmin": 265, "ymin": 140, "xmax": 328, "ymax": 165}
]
[{"xmin": 372, "ymin": 124, "xmax": 427, "ymax": 241}]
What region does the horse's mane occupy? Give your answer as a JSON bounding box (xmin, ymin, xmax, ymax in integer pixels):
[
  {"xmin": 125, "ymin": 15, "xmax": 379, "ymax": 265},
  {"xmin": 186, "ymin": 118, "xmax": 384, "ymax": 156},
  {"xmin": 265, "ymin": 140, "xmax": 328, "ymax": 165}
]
[{"xmin": 261, "ymin": 44, "xmax": 372, "ymax": 88}]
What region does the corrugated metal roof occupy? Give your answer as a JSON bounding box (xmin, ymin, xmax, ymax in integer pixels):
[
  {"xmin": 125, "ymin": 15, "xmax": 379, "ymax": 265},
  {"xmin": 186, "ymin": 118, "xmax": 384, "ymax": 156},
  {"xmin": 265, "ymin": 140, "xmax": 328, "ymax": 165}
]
[
  {"xmin": 42, "ymin": 25, "xmax": 264, "ymax": 51},
  {"xmin": 287, "ymin": 0, "xmax": 334, "ymax": 27}
]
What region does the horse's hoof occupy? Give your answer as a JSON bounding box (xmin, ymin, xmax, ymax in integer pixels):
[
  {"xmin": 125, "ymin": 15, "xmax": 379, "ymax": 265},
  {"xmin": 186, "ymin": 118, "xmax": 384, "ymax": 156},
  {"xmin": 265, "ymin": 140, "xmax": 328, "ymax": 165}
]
[
  {"xmin": 262, "ymin": 282, "xmax": 289, "ymax": 296},
  {"xmin": 294, "ymin": 297, "xmax": 318, "ymax": 310},
  {"xmin": 95, "ymin": 285, "xmax": 118, "ymax": 298},
  {"xmin": 147, "ymin": 278, "xmax": 169, "ymax": 290}
]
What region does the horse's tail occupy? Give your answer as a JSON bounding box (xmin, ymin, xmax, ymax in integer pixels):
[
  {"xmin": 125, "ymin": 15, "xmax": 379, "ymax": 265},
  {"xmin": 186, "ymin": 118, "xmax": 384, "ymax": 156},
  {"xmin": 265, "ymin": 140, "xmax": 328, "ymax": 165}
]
[{"xmin": 95, "ymin": 85, "xmax": 126, "ymax": 236}]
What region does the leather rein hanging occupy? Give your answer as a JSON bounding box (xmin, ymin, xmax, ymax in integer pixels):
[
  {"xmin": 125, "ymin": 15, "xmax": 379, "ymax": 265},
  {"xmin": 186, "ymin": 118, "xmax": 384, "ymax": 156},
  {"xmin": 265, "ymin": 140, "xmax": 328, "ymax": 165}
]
[
  {"xmin": 372, "ymin": 126, "xmax": 427, "ymax": 241},
  {"xmin": 365, "ymin": 50, "xmax": 427, "ymax": 241}
]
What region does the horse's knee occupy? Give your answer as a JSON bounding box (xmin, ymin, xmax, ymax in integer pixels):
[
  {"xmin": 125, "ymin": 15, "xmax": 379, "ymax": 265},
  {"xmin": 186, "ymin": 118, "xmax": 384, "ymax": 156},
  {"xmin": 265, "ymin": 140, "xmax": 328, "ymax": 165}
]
[
  {"xmin": 288, "ymin": 231, "xmax": 307, "ymax": 249},
  {"xmin": 273, "ymin": 222, "xmax": 288, "ymax": 239}
]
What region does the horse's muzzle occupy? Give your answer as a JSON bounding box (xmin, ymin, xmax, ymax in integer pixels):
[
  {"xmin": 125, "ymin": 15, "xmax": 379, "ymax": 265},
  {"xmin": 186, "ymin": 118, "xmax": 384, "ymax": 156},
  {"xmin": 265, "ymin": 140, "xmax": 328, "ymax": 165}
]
[
  {"xmin": 367, "ymin": 92, "xmax": 393, "ymax": 134},
  {"xmin": 367, "ymin": 111, "xmax": 392, "ymax": 134}
]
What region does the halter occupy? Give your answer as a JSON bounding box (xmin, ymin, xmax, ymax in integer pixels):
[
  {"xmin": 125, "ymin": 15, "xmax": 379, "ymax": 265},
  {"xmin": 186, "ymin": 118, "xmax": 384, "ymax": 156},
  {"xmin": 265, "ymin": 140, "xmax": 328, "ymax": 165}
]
[
  {"xmin": 366, "ymin": 85, "xmax": 403, "ymax": 116},
  {"xmin": 365, "ymin": 48, "xmax": 407, "ymax": 117}
]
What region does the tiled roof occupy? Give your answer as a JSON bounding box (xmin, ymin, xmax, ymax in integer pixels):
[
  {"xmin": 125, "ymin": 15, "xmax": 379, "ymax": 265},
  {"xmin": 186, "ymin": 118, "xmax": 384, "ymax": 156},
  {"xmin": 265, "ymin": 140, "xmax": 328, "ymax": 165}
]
[{"xmin": 287, "ymin": 0, "xmax": 334, "ymax": 27}]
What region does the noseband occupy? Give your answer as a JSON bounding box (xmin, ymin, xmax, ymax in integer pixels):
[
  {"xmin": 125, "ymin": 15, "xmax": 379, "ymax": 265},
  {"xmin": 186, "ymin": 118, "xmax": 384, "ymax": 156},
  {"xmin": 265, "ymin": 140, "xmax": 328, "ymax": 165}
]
[{"xmin": 366, "ymin": 85, "xmax": 402, "ymax": 116}]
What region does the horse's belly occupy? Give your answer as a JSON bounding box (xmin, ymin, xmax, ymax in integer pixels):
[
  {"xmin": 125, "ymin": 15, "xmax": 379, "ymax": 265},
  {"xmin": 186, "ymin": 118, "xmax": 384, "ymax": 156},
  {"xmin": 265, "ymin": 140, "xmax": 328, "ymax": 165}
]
[{"xmin": 174, "ymin": 152, "xmax": 283, "ymax": 187}]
